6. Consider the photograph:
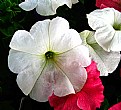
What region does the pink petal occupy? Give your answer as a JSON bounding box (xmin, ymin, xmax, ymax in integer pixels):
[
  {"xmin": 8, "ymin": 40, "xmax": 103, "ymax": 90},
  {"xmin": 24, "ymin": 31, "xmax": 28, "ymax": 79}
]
[
  {"xmin": 96, "ymin": 0, "xmax": 121, "ymax": 12},
  {"xmin": 108, "ymin": 102, "xmax": 121, "ymax": 110},
  {"xmin": 49, "ymin": 94, "xmax": 80, "ymax": 110},
  {"xmin": 100, "ymin": 4, "xmax": 109, "ymax": 9},
  {"xmin": 49, "ymin": 61, "xmax": 104, "ymax": 110},
  {"xmin": 77, "ymin": 61, "xmax": 104, "ymax": 110}
]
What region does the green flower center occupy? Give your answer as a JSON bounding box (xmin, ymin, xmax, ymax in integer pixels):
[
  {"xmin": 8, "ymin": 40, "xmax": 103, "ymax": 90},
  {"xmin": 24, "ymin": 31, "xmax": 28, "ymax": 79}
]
[
  {"xmin": 45, "ymin": 51, "xmax": 54, "ymax": 59},
  {"xmin": 113, "ymin": 23, "xmax": 121, "ymax": 30}
]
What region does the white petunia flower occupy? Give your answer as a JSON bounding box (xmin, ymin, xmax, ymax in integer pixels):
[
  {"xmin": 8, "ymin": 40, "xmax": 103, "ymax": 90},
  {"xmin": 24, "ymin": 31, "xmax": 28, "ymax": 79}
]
[
  {"xmin": 80, "ymin": 30, "xmax": 120, "ymax": 76},
  {"xmin": 19, "ymin": 0, "xmax": 79, "ymax": 16},
  {"xmin": 87, "ymin": 8, "xmax": 121, "ymax": 52},
  {"xmin": 8, "ymin": 17, "xmax": 91, "ymax": 102}
]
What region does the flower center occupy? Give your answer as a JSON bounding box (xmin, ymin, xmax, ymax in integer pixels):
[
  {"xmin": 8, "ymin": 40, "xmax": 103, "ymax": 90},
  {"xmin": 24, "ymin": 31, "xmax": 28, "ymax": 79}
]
[
  {"xmin": 45, "ymin": 51, "xmax": 54, "ymax": 59},
  {"xmin": 113, "ymin": 23, "xmax": 121, "ymax": 30}
]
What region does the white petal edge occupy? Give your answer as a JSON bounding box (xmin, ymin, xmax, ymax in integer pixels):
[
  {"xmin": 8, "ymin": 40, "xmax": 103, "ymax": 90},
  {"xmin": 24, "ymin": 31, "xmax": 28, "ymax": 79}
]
[
  {"xmin": 36, "ymin": 0, "xmax": 57, "ymax": 16},
  {"xmin": 95, "ymin": 25, "xmax": 115, "ymax": 52},
  {"xmin": 52, "ymin": 0, "xmax": 72, "ymax": 12},
  {"xmin": 87, "ymin": 8, "xmax": 115, "ymax": 29},
  {"xmin": 71, "ymin": 0, "xmax": 79, "ymax": 4},
  {"xmin": 10, "ymin": 19, "xmax": 51, "ymax": 55},
  {"xmin": 49, "ymin": 17, "xmax": 70, "ymax": 48},
  {"xmin": 29, "ymin": 19, "xmax": 51, "ymax": 53},
  {"xmin": 55, "ymin": 55, "xmax": 88, "ymax": 92},
  {"xmin": 8, "ymin": 49, "xmax": 46, "ymax": 95},
  {"xmin": 110, "ymin": 31, "xmax": 121, "ymax": 51},
  {"xmin": 49, "ymin": 17, "xmax": 82, "ymax": 53},
  {"xmin": 19, "ymin": 0, "xmax": 38, "ymax": 11},
  {"xmin": 80, "ymin": 30, "xmax": 121, "ymax": 76},
  {"xmin": 29, "ymin": 61, "xmax": 75, "ymax": 102}
]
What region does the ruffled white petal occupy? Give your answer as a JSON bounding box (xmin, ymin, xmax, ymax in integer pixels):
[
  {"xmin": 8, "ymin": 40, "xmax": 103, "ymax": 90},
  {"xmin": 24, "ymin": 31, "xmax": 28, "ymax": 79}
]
[
  {"xmin": 19, "ymin": 0, "xmax": 38, "ymax": 11},
  {"xmin": 36, "ymin": 0, "xmax": 56, "ymax": 16},
  {"xmin": 49, "ymin": 17, "xmax": 69, "ymax": 42},
  {"xmin": 87, "ymin": 8, "xmax": 121, "ymax": 51},
  {"xmin": 87, "ymin": 8, "xmax": 115, "ymax": 28},
  {"xmin": 19, "ymin": 0, "xmax": 78, "ymax": 15},
  {"xmin": 8, "ymin": 49, "xmax": 46, "ymax": 95},
  {"xmin": 52, "ymin": 29, "xmax": 82, "ymax": 53},
  {"xmin": 53, "ymin": 66, "xmax": 75, "ymax": 96},
  {"xmin": 110, "ymin": 31, "xmax": 121, "ymax": 51},
  {"xmin": 54, "ymin": 45, "xmax": 90, "ymax": 92},
  {"xmin": 29, "ymin": 62, "xmax": 53, "ymax": 102},
  {"xmin": 30, "ymin": 61, "xmax": 75, "ymax": 102},
  {"xmin": 52, "ymin": 0, "xmax": 72, "ymax": 11},
  {"xmin": 56, "ymin": 45, "xmax": 91, "ymax": 67},
  {"xmin": 30, "ymin": 20, "xmax": 50, "ymax": 53},
  {"xmin": 71, "ymin": 0, "xmax": 79, "ymax": 4},
  {"xmin": 10, "ymin": 20, "xmax": 50, "ymax": 54},
  {"xmin": 49, "ymin": 17, "xmax": 82, "ymax": 53},
  {"xmin": 80, "ymin": 30, "xmax": 120, "ymax": 76},
  {"xmin": 55, "ymin": 59, "xmax": 87, "ymax": 92},
  {"xmin": 95, "ymin": 25, "xmax": 115, "ymax": 52}
]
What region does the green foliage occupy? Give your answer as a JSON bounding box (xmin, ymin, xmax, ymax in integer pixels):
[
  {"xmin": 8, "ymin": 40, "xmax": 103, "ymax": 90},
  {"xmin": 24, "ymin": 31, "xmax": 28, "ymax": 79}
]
[
  {"xmin": 100, "ymin": 98, "xmax": 110, "ymax": 110},
  {"xmin": 79, "ymin": 0, "xmax": 84, "ymax": 4},
  {"xmin": 0, "ymin": 0, "xmax": 23, "ymax": 38}
]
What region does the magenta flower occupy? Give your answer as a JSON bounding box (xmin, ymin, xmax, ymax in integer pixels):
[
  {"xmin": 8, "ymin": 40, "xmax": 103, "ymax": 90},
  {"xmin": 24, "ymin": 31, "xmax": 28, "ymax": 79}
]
[
  {"xmin": 108, "ymin": 102, "xmax": 121, "ymax": 110},
  {"xmin": 96, "ymin": 0, "xmax": 121, "ymax": 12},
  {"xmin": 49, "ymin": 61, "xmax": 104, "ymax": 110}
]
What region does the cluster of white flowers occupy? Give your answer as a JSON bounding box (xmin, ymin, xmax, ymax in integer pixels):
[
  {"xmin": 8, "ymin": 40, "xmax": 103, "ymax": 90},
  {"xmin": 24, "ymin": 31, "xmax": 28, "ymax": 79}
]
[
  {"xmin": 19, "ymin": 0, "xmax": 79, "ymax": 16},
  {"xmin": 8, "ymin": 0, "xmax": 120, "ymax": 102}
]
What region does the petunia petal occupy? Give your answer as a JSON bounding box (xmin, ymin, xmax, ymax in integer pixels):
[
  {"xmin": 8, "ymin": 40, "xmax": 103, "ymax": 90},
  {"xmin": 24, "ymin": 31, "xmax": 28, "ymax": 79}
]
[
  {"xmin": 30, "ymin": 61, "xmax": 75, "ymax": 102},
  {"xmin": 29, "ymin": 20, "xmax": 50, "ymax": 53},
  {"xmin": 53, "ymin": 29, "xmax": 83, "ymax": 53},
  {"xmin": 53, "ymin": 64, "xmax": 75, "ymax": 97},
  {"xmin": 96, "ymin": 0, "xmax": 121, "ymax": 12},
  {"xmin": 110, "ymin": 31, "xmax": 121, "ymax": 51},
  {"xmin": 8, "ymin": 49, "xmax": 46, "ymax": 95},
  {"xmin": 19, "ymin": 0, "xmax": 38, "ymax": 11},
  {"xmin": 49, "ymin": 17, "xmax": 69, "ymax": 39},
  {"xmin": 77, "ymin": 61, "xmax": 104, "ymax": 109},
  {"xmin": 80, "ymin": 30, "xmax": 120, "ymax": 76},
  {"xmin": 71, "ymin": 0, "xmax": 79, "ymax": 4},
  {"xmin": 49, "ymin": 94, "xmax": 80, "ymax": 110},
  {"xmin": 52, "ymin": 0, "xmax": 72, "ymax": 12},
  {"xmin": 95, "ymin": 25, "xmax": 115, "ymax": 52},
  {"xmin": 36, "ymin": 0, "xmax": 56, "ymax": 16},
  {"xmin": 10, "ymin": 20, "xmax": 50, "ymax": 54},
  {"xmin": 29, "ymin": 62, "xmax": 53, "ymax": 102},
  {"xmin": 49, "ymin": 61, "xmax": 104, "ymax": 110},
  {"xmin": 54, "ymin": 46, "xmax": 91, "ymax": 92},
  {"xmin": 108, "ymin": 102, "xmax": 121, "ymax": 110},
  {"xmin": 49, "ymin": 17, "xmax": 70, "ymax": 52},
  {"xmin": 87, "ymin": 8, "xmax": 115, "ymax": 28},
  {"xmin": 56, "ymin": 45, "xmax": 91, "ymax": 67},
  {"xmin": 87, "ymin": 8, "xmax": 121, "ymax": 51},
  {"xmin": 49, "ymin": 17, "xmax": 82, "ymax": 52}
]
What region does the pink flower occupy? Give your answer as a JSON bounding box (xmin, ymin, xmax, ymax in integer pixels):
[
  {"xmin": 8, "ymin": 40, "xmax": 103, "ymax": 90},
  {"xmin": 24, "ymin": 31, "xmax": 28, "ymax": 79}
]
[
  {"xmin": 108, "ymin": 102, "xmax": 121, "ymax": 110},
  {"xmin": 96, "ymin": 0, "xmax": 121, "ymax": 12},
  {"xmin": 49, "ymin": 61, "xmax": 104, "ymax": 110}
]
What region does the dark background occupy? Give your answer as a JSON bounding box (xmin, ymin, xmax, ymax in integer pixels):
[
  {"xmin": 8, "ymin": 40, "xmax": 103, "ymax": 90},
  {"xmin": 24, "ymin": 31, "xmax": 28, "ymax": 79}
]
[{"xmin": 0, "ymin": 0, "xmax": 121, "ymax": 110}]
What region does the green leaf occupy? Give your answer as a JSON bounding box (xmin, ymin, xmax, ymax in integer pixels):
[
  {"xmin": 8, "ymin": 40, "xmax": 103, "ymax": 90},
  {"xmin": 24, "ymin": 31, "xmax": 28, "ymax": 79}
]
[
  {"xmin": 79, "ymin": 0, "xmax": 84, "ymax": 4},
  {"xmin": 100, "ymin": 98, "xmax": 110, "ymax": 110},
  {"xmin": 0, "ymin": 22, "xmax": 23, "ymax": 37}
]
